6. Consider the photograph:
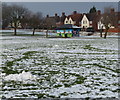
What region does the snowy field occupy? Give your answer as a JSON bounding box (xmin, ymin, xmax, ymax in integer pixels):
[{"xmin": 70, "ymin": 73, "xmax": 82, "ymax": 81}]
[{"xmin": 0, "ymin": 30, "xmax": 120, "ymax": 99}]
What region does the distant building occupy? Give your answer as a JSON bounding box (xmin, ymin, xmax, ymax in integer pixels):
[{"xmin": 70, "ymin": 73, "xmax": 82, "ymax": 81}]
[
  {"xmin": 44, "ymin": 8, "xmax": 120, "ymax": 32},
  {"xmin": 64, "ymin": 11, "xmax": 83, "ymax": 26},
  {"xmin": 58, "ymin": 12, "xmax": 67, "ymax": 26},
  {"xmin": 56, "ymin": 24, "xmax": 81, "ymax": 37},
  {"xmin": 64, "ymin": 11, "xmax": 100, "ymax": 31},
  {"xmin": 45, "ymin": 12, "xmax": 67, "ymax": 28},
  {"xmin": 98, "ymin": 8, "xmax": 120, "ymax": 32},
  {"xmin": 8, "ymin": 20, "xmax": 22, "ymax": 29}
]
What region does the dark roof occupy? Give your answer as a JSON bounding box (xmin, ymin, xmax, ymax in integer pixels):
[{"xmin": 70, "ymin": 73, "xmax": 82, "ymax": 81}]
[
  {"xmin": 67, "ymin": 13, "xmax": 83, "ymax": 22},
  {"xmin": 56, "ymin": 24, "xmax": 80, "ymax": 30},
  {"xmin": 60, "ymin": 15, "xmax": 67, "ymax": 23},
  {"xmin": 85, "ymin": 13, "xmax": 97, "ymax": 21},
  {"xmin": 45, "ymin": 16, "xmax": 60, "ymax": 23}
]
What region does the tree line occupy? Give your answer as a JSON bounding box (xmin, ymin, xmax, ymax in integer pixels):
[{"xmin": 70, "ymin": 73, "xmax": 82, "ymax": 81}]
[
  {"xmin": 2, "ymin": 4, "xmax": 118, "ymax": 38},
  {"xmin": 2, "ymin": 3, "xmax": 54, "ymax": 36},
  {"xmin": 89, "ymin": 6, "xmax": 118, "ymax": 38}
]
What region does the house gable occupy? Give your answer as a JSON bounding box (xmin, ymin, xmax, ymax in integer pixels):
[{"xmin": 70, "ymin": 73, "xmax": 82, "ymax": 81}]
[
  {"xmin": 64, "ymin": 18, "xmax": 69, "ymax": 24},
  {"xmin": 81, "ymin": 14, "xmax": 90, "ymax": 28},
  {"xmin": 64, "ymin": 17, "xmax": 74, "ymax": 25},
  {"xmin": 69, "ymin": 17, "xmax": 74, "ymax": 24}
]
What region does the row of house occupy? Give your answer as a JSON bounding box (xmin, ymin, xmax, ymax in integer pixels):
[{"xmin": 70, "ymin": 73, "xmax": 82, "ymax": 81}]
[{"xmin": 46, "ymin": 9, "xmax": 120, "ymax": 32}]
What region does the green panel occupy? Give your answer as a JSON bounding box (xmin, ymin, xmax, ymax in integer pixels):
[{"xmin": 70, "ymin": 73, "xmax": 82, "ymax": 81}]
[
  {"xmin": 61, "ymin": 33, "xmax": 65, "ymax": 37},
  {"xmin": 56, "ymin": 33, "xmax": 73, "ymax": 37},
  {"xmin": 66, "ymin": 33, "xmax": 72, "ymax": 37},
  {"xmin": 57, "ymin": 33, "xmax": 60, "ymax": 36}
]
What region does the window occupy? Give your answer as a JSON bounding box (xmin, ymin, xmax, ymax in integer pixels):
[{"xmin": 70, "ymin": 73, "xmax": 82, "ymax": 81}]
[
  {"xmin": 83, "ymin": 21, "xmax": 85, "ymax": 24},
  {"xmin": 70, "ymin": 21, "xmax": 71, "ymax": 24},
  {"xmin": 118, "ymin": 20, "xmax": 120, "ymax": 24},
  {"xmin": 66, "ymin": 21, "xmax": 68, "ymax": 23},
  {"xmin": 83, "ymin": 20, "xmax": 87, "ymax": 24},
  {"xmin": 90, "ymin": 21, "xmax": 92, "ymax": 24}
]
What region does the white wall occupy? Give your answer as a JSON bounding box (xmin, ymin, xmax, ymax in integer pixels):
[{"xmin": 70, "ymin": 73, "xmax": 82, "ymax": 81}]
[
  {"xmin": 64, "ymin": 17, "xmax": 74, "ymax": 25},
  {"xmin": 81, "ymin": 15, "xmax": 90, "ymax": 28},
  {"xmin": 98, "ymin": 21, "xmax": 115, "ymax": 30},
  {"xmin": 64, "ymin": 18, "xmax": 69, "ymax": 24}
]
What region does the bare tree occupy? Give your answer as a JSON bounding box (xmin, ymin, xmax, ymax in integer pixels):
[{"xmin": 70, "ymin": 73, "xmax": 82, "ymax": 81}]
[
  {"xmin": 101, "ymin": 7, "xmax": 117, "ymax": 38},
  {"xmin": 20, "ymin": 10, "xmax": 32, "ymax": 29},
  {"xmin": 28, "ymin": 12, "xmax": 43, "ymax": 35},
  {"xmin": 9, "ymin": 4, "xmax": 29, "ymax": 35},
  {"xmin": 43, "ymin": 17, "xmax": 56, "ymax": 37},
  {"xmin": 0, "ymin": 2, "xmax": 2, "ymax": 29},
  {"xmin": 2, "ymin": 3, "xmax": 11, "ymax": 29}
]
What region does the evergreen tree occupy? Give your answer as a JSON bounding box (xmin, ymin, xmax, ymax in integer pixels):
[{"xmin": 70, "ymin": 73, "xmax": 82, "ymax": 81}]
[{"xmin": 89, "ymin": 6, "xmax": 97, "ymax": 13}]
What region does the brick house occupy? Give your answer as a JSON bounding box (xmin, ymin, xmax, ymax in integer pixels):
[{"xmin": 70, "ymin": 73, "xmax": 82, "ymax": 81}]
[
  {"xmin": 64, "ymin": 11, "xmax": 101, "ymax": 31},
  {"xmin": 98, "ymin": 8, "xmax": 120, "ymax": 32},
  {"xmin": 64, "ymin": 11, "xmax": 83, "ymax": 27},
  {"xmin": 81, "ymin": 10, "xmax": 101, "ymax": 31},
  {"xmin": 46, "ymin": 8, "xmax": 120, "ymax": 32},
  {"xmin": 45, "ymin": 12, "xmax": 67, "ymax": 28}
]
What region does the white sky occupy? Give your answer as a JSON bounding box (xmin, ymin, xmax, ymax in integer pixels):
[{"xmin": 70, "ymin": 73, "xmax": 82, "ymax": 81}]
[{"xmin": 1, "ymin": 0, "xmax": 120, "ymax": 2}]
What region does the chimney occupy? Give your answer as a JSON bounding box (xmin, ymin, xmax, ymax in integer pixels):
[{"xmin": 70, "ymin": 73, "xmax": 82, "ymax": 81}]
[
  {"xmin": 73, "ymin": 11, "xmax": 77, "ymax": 14},
  {"xmin": 55, "ymin": 13, "xmax": 58, "ymax": 16},
  {"xmin": 46, "ymin": 14, "xmax": 49, "ymax": 18},
  {"xmin": 97, "ymin": 10, "xmax": 101, "ymax": 15},
  {"xmin": 83, "ymin": 13, "xmax": 86, "ymax": 15},
  {"xmin": 62, "ymin": 12, "xmax": 65, "ymax": 16},
  {"xmin": 111, "ymin": 8, "xmax": 115, "ymax": 13}
]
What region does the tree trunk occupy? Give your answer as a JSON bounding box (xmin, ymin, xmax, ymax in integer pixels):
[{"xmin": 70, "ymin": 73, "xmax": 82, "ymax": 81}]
[
  {"xmin": 100, "ymin": 29, "xmax": 103, "ymax": 37},
  {"xmin": 104, "ymin": 29, "xmax": 108, "ymax": 39},
  {"xmin": 14, "ymin": 22, "xmax": 17, "ymax": 35},
  {"xmin": 14, "ymin": 27, "xmax": 17, "ymax": 35},
  {"xmin": 32, "ymin": 28, "xmax": 35, "ymax": 36},
  {"xmin": 46, "ymin": 30, "xmax": 48, "ymax": 38}
]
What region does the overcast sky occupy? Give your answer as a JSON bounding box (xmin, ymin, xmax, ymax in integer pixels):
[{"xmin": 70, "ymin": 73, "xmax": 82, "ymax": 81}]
[{"xmin": 5, "ymin": 2, "xmax": 118, "ymax": 17}]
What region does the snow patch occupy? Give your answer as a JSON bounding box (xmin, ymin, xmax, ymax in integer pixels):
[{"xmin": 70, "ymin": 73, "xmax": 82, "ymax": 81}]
[{"xmin": 4, "ymin": 71, "xmax": 37, "ymax": 82}]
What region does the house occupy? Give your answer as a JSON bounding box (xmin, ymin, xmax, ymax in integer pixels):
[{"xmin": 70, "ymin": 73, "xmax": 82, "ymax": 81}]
[
  {"xmin": 64, "ymin": 11, "xmax": 83, "ymax": 27},
  {"xmin": 57, "ymin": 12, "xmax": 67, "ymax": 26},
  {"xmin": 64, "ymin": 11, "xmax": 100, "ymax": 31},
  {"xmin": 81, "ymin": 10, "xmax": 101, "ymax": 31},
  {"xmin": 8, "ymin": 20, "xmax": 22, "ymax": 29},
  {"xmin": 45, "ymin": 13, "xmax": 67, "ymax": 28},
  {"xmin": 98, "ymin": 8, "xmax": 120, "ymax": 32},
  {"xmin": 81, "ymin": 14, "xmax": 90, "ymax": 29},
  {"xmin": 44, "ymin": 14, "xmax": 60, "ymax": 29}
]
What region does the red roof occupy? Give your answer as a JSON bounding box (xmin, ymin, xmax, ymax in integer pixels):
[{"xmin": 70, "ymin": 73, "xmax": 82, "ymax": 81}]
[{"xmin": 66, "ymin": 13, "xmax": 83, "ymax": 26}]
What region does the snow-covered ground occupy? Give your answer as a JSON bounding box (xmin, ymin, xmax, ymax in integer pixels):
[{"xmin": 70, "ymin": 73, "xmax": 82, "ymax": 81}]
[
  {"xmin": 0, "ymin": 29, "xmax": 56, "ymax": 36},
  {"xmin": 0, "ymin": 30, "xmax": 119, "ymax": 99}
]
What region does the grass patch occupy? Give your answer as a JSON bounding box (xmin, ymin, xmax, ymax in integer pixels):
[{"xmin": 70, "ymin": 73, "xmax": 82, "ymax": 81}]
[
  {"xmin": 54, "ymin": 84, "xmax": 63, "ymax": 88},
  {"xmin": 2, "ymin": 66, "xmax": 19, "ymax": 75},
  {"xmin": 63, "ymin": 74, "xmax": 86, "ymax": 87},
  {"xmin": 84, "ymin": 63, "xmax": 120, "ymax": 73},
  {"xmin": 100, "ymin": 88, "xmax": 109, "ymax": 92},
  {"xmin": 60, "ymin": 92, "xmax": 69, "ymax": 96},
  {"xmin": 3, "ymin": 51, "xmax": 38, "ymax": 75},
  {"xmin": 15, "ymin": 47, "xmax": 28, "ymax": 50},
  {"xmin": 48, "ymin": 70, "xmax": 60, "ymax": 75},
  {"xmin": 37, "ymin": 93, "xmax": 46, "ymax": 98},
  {"xmin": 83, "ymin": 44, "xmax": 115, "ymax": 52},
  {"xmin": 23, "ymin": 51, "xmax": 38, "ymax": 56}
]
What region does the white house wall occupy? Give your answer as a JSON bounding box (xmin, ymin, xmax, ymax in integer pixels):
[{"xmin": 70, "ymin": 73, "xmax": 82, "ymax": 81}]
[
  {"xmin": 64, "ymin": 18, "xmax": 69, "ymax": 24},
  {"xmin": 69, "ymin": 17, "xmax": 74, "ymax": 24},
  {"xmin": 98, "ymin": 21, "xmax": 115, "ymax": 30},
  {"xmin": 81, "ymin": 15, "xmax": 90, "ymax": 28},
  {"xmin": 98, "ymin": 21, "xmax": 105, "ymax": 29},
  {"xmin": 64, "ymin": 17, "xmax": 74, "ymax": 25}
]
